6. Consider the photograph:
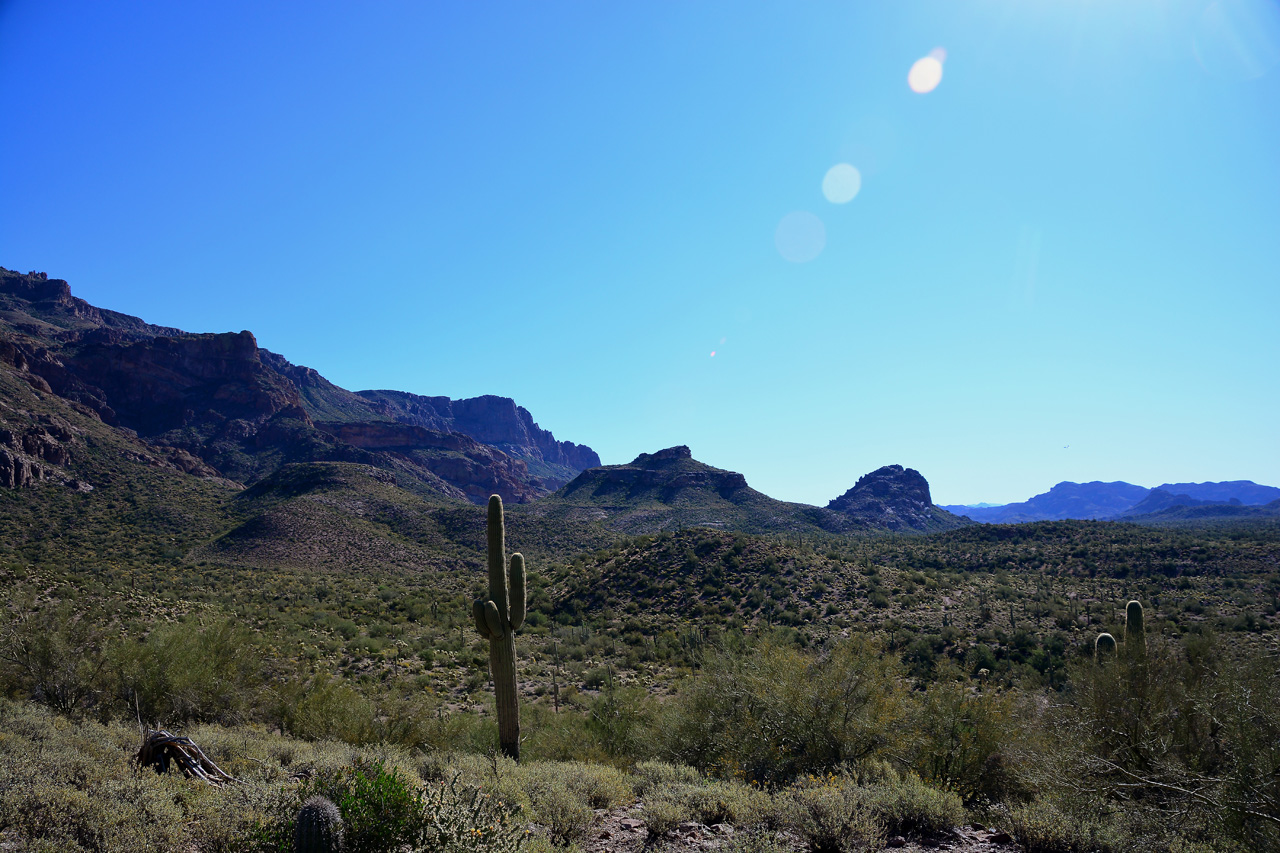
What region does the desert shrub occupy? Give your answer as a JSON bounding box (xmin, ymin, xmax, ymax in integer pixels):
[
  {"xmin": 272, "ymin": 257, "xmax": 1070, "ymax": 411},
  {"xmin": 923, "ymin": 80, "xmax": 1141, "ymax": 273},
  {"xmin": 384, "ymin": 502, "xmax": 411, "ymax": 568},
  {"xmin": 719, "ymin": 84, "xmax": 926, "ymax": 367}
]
[
  {"xmin": 643, "ymin": 780, "xmax": 767, "ymax": 837},
  {"xmin": 111, "ymin": 619, "xmax": 261, "ymax": 726},
  {"xmin": 632, "ymin": 760, "xmax": 702, "ymax": 795},
  {"xmin": 907, "ymin": 673, "xmax": 1015, "ymax": 805},
  {"xmin": 277, "ymin": 675, "xmax": 379, "ymax": 743},
  {"xmin": 518, "ymin": 770, "xmax": 593, "ymax": 845},
  {"xmin": 661, "ymin": 637, "xmax": 905, "ymax": 784},
  {"xmin": 777, "ymin": 781, "xmax": 883, "ymax": 853},
  {"xmin": 1019, "ymin": 634, "xmax": 1280, "ymax": 851},
  {"xmin": 585, "ymin": 685, "xmax": 657, "ymax": 759},
  {"xmin": 539, "ymin": 761, "xmax": 633, "ymax": 809},
  {"xmin": 725, "ymin": 829, "xmax": 794, "ymax": 853},
  {"xmin": 0, "ymin": 603, "xmax": 110, "ymax": 715},
  {"xmin": 252, "ymin": 758, "xmax": 527, "ymax": 853},
  {"xmin": 862, "ymin": 770, "xmax": 964, "ymax": 838},
  {"xmin": 418, "ymin": 773, "xmax": 529, "ymax": 853},
  {"xmin": 1007, "ymin": 799, "xmax": 1123, "ymax": 853},
  {"xmin": 642, "ymin": 797, "xmax": 687, "ymax": 837}
]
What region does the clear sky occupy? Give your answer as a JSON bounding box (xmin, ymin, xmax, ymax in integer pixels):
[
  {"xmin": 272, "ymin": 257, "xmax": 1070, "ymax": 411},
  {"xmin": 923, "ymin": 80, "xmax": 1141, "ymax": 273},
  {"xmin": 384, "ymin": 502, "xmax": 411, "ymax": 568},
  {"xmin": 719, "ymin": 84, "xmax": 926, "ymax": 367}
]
[{"xmin": 2, "ymin": 0, "xmax": 1278, "ymax": 506}]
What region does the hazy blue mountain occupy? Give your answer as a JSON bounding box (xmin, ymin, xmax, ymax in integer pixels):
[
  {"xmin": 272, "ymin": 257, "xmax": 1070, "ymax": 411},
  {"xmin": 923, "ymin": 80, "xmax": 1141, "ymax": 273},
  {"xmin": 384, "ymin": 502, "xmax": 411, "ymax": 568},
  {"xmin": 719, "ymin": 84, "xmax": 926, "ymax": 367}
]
[
  {"xmin": 1115, "ymin": 488, "xmax": 1231, "ymax": 518},
  {"xmin": 941, "ymin": 481, "xmax": 1150, "ymax": 523},
  {"xmin": 1155, "ymin": 481, "xmax": 1280, "ymax": 505},
  {"xmin": 1123, "ymin": 497, "xmax": 1280, "ymax": 524}
]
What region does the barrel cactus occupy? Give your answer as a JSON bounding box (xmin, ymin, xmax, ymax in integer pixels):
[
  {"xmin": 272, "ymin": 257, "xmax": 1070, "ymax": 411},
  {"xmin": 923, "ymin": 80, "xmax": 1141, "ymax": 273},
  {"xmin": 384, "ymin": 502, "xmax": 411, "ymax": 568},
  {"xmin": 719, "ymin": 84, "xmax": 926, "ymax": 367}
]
[
  {"xmin": 1125, "ymin": 599, "xmax": 1146, "ymax": 659},
  {"xmin": 472, "ymin": 494, "xmax": 526, "ymax": 760},
  {"xmin": 1094, "ymin": 632, "xmax": 1117, "ymax": 661},
  {"xmin": 294, "ymin": 795, "xmax": 346, "ymax": 853}
]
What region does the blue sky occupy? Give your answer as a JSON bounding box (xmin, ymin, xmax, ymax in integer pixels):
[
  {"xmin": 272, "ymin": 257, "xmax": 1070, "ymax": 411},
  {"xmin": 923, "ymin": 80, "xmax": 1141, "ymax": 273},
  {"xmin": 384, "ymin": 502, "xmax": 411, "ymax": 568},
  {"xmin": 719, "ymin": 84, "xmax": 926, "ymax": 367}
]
[{"xmin": 1, "ymin": 0, "xmax": 1278, "ymax": 505}]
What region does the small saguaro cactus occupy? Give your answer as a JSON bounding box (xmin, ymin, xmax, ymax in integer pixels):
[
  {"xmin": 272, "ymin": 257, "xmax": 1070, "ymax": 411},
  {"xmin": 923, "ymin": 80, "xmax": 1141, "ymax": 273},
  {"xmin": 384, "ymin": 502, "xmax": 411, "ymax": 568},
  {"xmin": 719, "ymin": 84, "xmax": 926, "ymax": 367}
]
[
  {"xmin": 294, "ymin": 795, "xmax": 346, "ymax": 853},
  {"xmin": 1125, "ymin": 599, "xmax": 1146, "ymax": 659},
  {"xmin": 1094, "ymin": 632, "xmax": 1117, "ymax": 661},
  {"xmin": 472, "ymin": 494, "xmax": 527, "ymax": 761}
]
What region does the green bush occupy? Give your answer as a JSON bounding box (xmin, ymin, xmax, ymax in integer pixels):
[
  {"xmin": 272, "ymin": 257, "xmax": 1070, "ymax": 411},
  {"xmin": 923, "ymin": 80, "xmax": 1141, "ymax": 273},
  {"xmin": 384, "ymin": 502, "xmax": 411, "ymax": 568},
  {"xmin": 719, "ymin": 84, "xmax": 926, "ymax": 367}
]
[
  {"xmin": 661, "ymin": 637, "xmax": 905, "ymax": 785},
  {"xmin": 862, "ymin": 771, "xmax": 964, "ymax": 838},
  {"xmin": 1007, "ymin": 799, "xmax": 1123, "ymax": 853},
  {"xmin": 632, "ymin": 760, "xmax": 702, "ymax": 795},
  {"xmin": 777, "ymin": 782, "xmax": 883, "ymax": 853}
]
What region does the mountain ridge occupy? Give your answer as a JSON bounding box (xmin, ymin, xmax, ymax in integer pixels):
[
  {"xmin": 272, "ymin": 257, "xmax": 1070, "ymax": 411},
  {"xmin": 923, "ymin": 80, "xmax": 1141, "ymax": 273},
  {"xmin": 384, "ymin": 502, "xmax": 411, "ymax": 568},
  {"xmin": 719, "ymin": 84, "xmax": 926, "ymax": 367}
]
[{"xmin": 0, "ymin": 266, "xmax": 598, "ymax": 503}]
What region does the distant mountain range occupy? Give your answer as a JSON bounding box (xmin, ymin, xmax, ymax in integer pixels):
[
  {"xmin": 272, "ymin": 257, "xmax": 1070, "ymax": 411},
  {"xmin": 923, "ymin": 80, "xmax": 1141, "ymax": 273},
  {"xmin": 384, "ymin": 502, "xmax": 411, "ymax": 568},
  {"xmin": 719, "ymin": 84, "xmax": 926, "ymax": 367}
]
[{"xmin": 943, "ymin": 479, "xmax": 1280, "ymax": 524}]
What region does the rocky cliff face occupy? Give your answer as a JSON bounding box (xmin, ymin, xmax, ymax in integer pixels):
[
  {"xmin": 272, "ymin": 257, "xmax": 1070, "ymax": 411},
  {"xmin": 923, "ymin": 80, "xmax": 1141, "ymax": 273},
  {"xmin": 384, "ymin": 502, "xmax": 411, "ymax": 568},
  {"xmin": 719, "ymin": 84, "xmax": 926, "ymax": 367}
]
[
  {"xmin": 358, "ymin": 389, "xmax": 600, "ymax": 487},
  {"xmin": 0, "ymin": 267, "xmax": 594, "ymax": 504},
  {"xmin": 827, "ymin": 465, "xmax": 961, "ymax": 532},
  {"xmin": 316, "ymin": 421, "xmax": 541, "ymax": 504}
]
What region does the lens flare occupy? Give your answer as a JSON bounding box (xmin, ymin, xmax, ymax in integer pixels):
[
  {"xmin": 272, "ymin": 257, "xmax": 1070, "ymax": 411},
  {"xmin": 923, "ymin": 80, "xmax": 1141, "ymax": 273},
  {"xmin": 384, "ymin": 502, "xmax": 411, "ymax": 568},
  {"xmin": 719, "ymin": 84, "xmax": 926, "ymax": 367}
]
[
  {"xmin": 775, "ymin": 211, "xmax": 826, "ymax": 263},
  {"xmin": 908, "ymin": 50, "xmax": 945, "ymax": 93},
  {"xmin": 822, "ymin": 163, "xmax": 862, "ymax": 204}
]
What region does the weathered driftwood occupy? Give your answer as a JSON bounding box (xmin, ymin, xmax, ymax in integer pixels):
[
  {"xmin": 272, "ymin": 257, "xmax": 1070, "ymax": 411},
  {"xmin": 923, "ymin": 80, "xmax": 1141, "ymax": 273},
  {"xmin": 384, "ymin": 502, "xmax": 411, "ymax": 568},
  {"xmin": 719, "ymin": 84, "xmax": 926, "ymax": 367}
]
[{"xmin": 134, "ymin": 729, "xmax": 238, "ymax": 786}]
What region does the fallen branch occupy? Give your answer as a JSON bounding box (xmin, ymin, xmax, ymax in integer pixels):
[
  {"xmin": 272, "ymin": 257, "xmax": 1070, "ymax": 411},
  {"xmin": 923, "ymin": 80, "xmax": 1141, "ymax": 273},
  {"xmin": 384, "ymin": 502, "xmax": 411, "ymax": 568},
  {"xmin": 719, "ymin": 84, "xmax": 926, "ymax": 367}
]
[{"xmin": 134, "ymin": 729, "xmax": 239, "ymax": 786}]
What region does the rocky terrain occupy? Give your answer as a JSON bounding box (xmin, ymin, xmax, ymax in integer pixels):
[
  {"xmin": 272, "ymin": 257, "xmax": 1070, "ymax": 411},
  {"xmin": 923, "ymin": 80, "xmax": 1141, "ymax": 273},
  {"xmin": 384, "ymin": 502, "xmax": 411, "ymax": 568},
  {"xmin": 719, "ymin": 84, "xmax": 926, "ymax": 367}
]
[{"xmin": 827, "ymin": 465, "xmax": 963, "ymax": 532}]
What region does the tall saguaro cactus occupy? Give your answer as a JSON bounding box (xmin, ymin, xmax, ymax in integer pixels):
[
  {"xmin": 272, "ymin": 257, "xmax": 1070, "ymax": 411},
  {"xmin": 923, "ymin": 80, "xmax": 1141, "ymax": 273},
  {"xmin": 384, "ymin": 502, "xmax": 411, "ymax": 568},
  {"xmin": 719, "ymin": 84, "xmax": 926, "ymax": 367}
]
[{"xmin": 472, "ymin": 494, "xmax": 526, "ymax": 761}]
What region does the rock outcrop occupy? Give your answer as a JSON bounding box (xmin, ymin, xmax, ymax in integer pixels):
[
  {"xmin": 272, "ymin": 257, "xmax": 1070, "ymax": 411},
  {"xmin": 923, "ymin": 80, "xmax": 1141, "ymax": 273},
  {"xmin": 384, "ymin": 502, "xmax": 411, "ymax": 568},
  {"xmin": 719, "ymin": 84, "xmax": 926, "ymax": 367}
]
[{"xmin": 828, "ymin": 465, "xmax": 962, "ymax": 531}]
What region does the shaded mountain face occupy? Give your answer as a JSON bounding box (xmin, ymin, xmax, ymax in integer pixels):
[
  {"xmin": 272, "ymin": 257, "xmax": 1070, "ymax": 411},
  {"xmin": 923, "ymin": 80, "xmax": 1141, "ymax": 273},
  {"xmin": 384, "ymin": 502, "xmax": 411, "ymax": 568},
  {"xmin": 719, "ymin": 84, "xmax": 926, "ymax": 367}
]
[
  {"xmin": 1117, "ymin": 488, "xmax": 1228, "ymax": 518},
  {"xmin": 357, "ymin": 390, "xmax": 600, "ymax": 489},
  {"xmin": 0, "ymin": 267, "xmax": 596, "ymax": 503},
  {"xmin": 942, "ymin": 481, "xmax": 1150, "ymax": 523},
  {"xmin": 826, "ymin": 464, "xmax": 963, "ymax": 532}
]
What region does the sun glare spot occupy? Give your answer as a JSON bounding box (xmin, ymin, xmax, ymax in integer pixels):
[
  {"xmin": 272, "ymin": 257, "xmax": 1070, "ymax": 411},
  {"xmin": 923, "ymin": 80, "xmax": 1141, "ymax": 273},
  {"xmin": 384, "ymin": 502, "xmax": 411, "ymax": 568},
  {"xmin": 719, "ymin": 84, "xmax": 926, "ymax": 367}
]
[
  {"xmin": 710, "ymin": 351, "xmax": 716, "ymax": 357},
  {"xmin": 908, "ymin": 50, "xmax": 945, "ymax": 94},
  {"xmin": 775, "ymin": 211, "xmax": 826, "ymax": 263},
  {"xmin": 822, "ymin": 163, "xmax": 862, "ymax": 204}
]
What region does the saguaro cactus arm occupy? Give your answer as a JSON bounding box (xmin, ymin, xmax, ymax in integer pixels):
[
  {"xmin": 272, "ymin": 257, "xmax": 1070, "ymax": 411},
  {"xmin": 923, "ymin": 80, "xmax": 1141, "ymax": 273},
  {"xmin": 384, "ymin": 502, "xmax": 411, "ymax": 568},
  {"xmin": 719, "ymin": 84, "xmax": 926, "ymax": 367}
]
[
  {"xmin": 472, "ymin": 600, "xmax": 491, "ymax": 639},
  {"xmin": 509, "ymin": 554, "xmax": 526, "ymax": 631}
]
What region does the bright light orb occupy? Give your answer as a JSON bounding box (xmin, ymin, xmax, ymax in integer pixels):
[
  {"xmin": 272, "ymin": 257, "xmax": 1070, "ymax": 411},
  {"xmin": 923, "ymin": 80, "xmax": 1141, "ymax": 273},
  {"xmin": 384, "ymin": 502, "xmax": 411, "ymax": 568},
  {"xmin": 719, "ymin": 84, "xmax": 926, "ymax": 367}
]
[
  {"xmin": 908, "ymin": 56, "xmax": 944, "ymax": 93},
  {"xmin": 775, "ymin": 211, "xmax": 826, "ymax": 263},
  {"xmin": 822, "ymin": 163, "xmax": 862, "ymax": 204}
]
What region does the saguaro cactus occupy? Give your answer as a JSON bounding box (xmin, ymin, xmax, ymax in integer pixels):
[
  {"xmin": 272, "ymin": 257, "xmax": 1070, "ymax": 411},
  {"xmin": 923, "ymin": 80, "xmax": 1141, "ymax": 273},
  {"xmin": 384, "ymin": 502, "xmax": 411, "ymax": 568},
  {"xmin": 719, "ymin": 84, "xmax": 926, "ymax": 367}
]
[
  {"xmin": 294, "ymin": 795, "xmax": 346, "ymax": 853},
  {"xmin": 1094, "ymin": 632, "xmax": 1117, "ymax": 661},
  {"xmin": 1125, "ymin": 599, "xmax": 1146, "ymax": 660},
  {"xmin": 472, "ymin": 494, "xmax": 526, "ymax": 760}
]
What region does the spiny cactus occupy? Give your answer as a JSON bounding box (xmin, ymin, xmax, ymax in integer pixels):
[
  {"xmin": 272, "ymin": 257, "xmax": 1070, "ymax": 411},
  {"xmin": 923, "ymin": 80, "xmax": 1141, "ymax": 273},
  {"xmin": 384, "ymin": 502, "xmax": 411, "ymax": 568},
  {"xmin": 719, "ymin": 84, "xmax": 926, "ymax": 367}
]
[
  {"xmin": 294, "ymin": 795, "xmax": 346, "ymax": 853},
  {"xmin": 472, "ymin": 494, "xmax": 526, "ymax": 761},
  {"xmin": 1094, "ymin": 632, "xmax": 1117, "ymax": 661},
  {"xmin": 1125, "ymin": 599, "xmax": 1146, "ymax": 659}
]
